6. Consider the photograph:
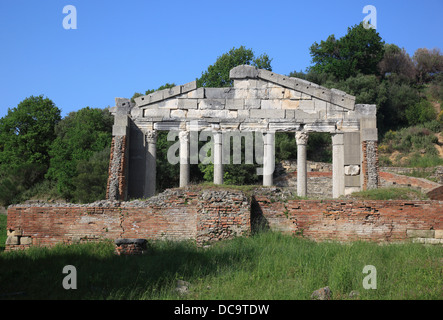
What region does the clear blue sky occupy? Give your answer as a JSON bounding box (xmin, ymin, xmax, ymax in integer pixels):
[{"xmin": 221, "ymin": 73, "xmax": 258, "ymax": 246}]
[{"xmin": 0, "ymin": 0, "xmax": 442, "ymax": 119}]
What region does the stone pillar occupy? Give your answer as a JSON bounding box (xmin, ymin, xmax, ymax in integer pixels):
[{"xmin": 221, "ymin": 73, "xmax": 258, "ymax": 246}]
[
  {"xmin": 213, "ymin": 131, "xmax": 223, "ymax": 185},
  {"xmin": 332, "ymin": 133, "xmax": 345, "ymax": 198},
  {"xmin": 144, "ymin": 130, "xmax": 157, "ymax": 198},
  {"xmin": 263, "ymin": 132, "xmax": 275, "ymax": 187},
  {"xmin": 179, "ymin": 130, "xmax": 190, "ymax": 187},
  {"xmin": 295, "ymin": 131, "xmax": 309, "ymax": 197}
]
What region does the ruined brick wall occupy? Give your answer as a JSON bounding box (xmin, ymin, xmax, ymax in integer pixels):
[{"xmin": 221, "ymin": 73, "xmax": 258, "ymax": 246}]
[
  {"xmin": 362, "ymin": 141, "xmax": 380, "ymax": 190},
  {"xmin": 5, "ymin": 188, "xmax": 443, "ymax": 251},
  {"xmin": 5, "ymin": 188, "xmax": 251, "ymax": 251},
  {"xmin": 253, "ymin": 196, "xmax": 443, "ymax": 243},
  {"xmin": 106, "ymin": 135, "xmax": 128, "ymax": 201}
]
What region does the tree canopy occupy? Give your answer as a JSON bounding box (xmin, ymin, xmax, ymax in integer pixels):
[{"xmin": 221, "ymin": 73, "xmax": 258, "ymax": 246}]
[
  {"xmin": 309, "ymin": 23, "xmax": 385, "ymax": 80},
  {"xmin": 197, "ymin": 46, "xmax": 272, "ymax": 88}
]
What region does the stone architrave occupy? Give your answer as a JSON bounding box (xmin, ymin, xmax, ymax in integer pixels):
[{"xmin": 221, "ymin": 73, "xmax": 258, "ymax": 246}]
[
  {"xmin": 295, "ymin": 131, "xmax": 309, "ymax": 197},
  {"xmin": 144, "ymin": 130, "xmax": 157, "ymax": 198}
]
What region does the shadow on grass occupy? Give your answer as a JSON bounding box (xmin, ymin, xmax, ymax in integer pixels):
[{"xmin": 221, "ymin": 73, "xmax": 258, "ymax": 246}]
[{"xmin": 0, "ymin": 238, "xmax": 257, "ymax": 300}]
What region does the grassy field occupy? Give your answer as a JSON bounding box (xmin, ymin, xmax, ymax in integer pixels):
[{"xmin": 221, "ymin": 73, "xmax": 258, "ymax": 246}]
[{"xmin": 0, "ymin": 230, "xmax": 441, "ymax": 300}]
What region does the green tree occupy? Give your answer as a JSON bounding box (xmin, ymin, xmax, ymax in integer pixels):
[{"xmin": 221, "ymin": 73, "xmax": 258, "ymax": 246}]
[
  {"xmin": 46, "ymin": 107, "xmax": 113, "ymax": 200},
  {"xmin": 0, "ymin": 95, "xmax": 61, "ymax": 172},
  {"xmin": 197, "ymin": 46, "xmax": 272, "ymax": 88},
  {"xmin": 405, "ymin": 100, "xmax": 437, "ymax": 126},
  {"xmin": 413, "ymin": 48, "xmax": 443, "ymax": 83},
  {"xmin": 0, "ymin": 96, "xmax": 61, "ymax": 205},
  {"xmin": 72, "ymin": 147, "xmax": 111, "ymax": 203},
  {"xmin": 378, "ymin": 44, "xmax": 416, "ymax": 81},
  {"xmin": 309, "ymin": 23, "xmax": 385, "ymax": 80}
]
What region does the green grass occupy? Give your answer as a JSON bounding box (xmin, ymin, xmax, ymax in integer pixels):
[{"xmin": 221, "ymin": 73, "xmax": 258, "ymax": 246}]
[
  {"xmin": 350, "ymin": 187, "xmax": 429, "ymax": 200},
  {"xmin": 0, "ymin": 231, "xmax": 441, "ymax": 300}
]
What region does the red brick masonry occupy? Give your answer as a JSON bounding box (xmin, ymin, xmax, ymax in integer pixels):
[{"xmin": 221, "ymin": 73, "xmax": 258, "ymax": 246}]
[
  {"xmin": 253, "ymin": 197, "xmax": 442, "ymax": 242},
  {"xmin": 5, "ymin": 188, "xmax": 443, "ymax": 250}
]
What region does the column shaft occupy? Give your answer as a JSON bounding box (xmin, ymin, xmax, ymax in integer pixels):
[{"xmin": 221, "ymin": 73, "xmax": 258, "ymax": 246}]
[
  {"xmin": 179, "ymin": 130, "xmax": 190, "ymax": 187},
  {"xmin": 296, "ymin": 131, "xmax": 309, "ymax": 197},
  {"xmin": 263, "ymin": 132, "xmax": 275, "ymax": 186},
  {"xmin": 213, "ymin": 131, "xmax": 223, "ymax": 185},
  {"xmin": 144, "ymin": 131, "xmax": 157, "ymax": 198},
  {"xmin": 332, "ymin": 133, "xmax": 345, "ymax": 198}
]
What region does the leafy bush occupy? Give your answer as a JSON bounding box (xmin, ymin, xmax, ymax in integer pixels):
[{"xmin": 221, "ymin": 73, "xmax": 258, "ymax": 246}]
[{"xmin": 406, "ymin": 100, "xmax": 437, "ymax": 126}]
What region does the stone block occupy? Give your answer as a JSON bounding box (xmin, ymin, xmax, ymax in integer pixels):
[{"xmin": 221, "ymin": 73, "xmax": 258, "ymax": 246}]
[
  {"xmin": 268, "ymin": 87, "xmax": 285, "ymax": 99},
  {"xmin": 6, "ymin": 236, "xmax": 19, "ymax": 245},
  {"xmin": 244, "ymin": 99, "xmax": 261, "ymax": 109},
  {"xmin": 170, "ymin": 109, "xmax": 188, "ymax": 118},
  {"xmin": 314, "ymin": 87, "xmax": 332, "ymax": 101},
  {"xmin": 285, "ymin": 110, "xmax": 295, "ymax": 119},
  {"xmin": 345, "ymin": 165, "xmax": 360, "ymax": 176},
  {"xmin": 143, "ymin": 108, "xmax": 170, "ymax": 118},
  {"xmin": 178, "ymin": 99, "xmax": 198, "ymax": 109},
  {"xmin": 198, "ymin": 99, "xmax": 226, "ymax": 110},
  {"xmin": 20, "ymin": 236, "xmax": 32, "ymax": 245},
  {"xmin": 250, "ymin": 109, "xmax": 285, "ymax": 119},
  {"xmin": 293, "ymin": 110, "xmax": 318, "ymax": 120},
  {"xmin": 229, "ymin": 65, "xmax": 259, "ymax": 79},
  {"xmin": 261, "ymin": 99, "xmax": 282, "ymax": 109},
  {"xmin": 205, "ymin": 88, "xmax": 236, "ymax": 99},
  {"xmin": 435, "ymin": 230, "xmax": 443, "ymax": 239},
  {"xmin": 152, "ymin": 99, "xmax": 179, "ymax": 109},
  {"xmin": 181, "ymin": 81, "xmax": 197, "ymax": 93},
  {"xmin": 233, "ymin": 89, "xmax": 249, "ymax": 99},
  {"xmin": 361, "ymin": 128, "xmax": 378, "ymax": 141},
  {"xmin": 284, "ymin": 89, "xmax": 301, "ymax": 100},
  {"xmin": 225, "ymin": 99, "xmax": 244, "ymax": 110},
  {"xmin": 187, "ymin": 109, "xmax": 203, "ymax": 118},
  {"xmin": 313, "ymin": 99, "xmax": 328, "ymax": 112},
  {"xmin": 406, "ymin": 229, "xmax": 435, "ymax": 238},
  {"xmin": 248, "ymin": 89, "xmax": 268, "ymax": 99},
  {"xmin": 112, "ymin": 125, "xmax": 128, "ymax": 136},
  {"xmin": 7, "ymin": 229, "xmax": 22, "ymax": 237},
  {"xmin": 163, "ymin": 85, "xmax": 182, "ymax": 99},
  {"xmin": 281, "ymin": 100, "xmax": 300, "ymax": 109},
  {"xmin": 299, "ymin": 100, "xmax": 314, "ymax": 110},
  {"xmin": 237, "ymin": 110, "xmax": 250, "ymax": 119},
  {"xmin": 355, "ymin": 104, "xmax": 377, "ymax": 117},
  {"xmin": 186, "ymin": 88, "xmax": 205, "ymax": 99}
]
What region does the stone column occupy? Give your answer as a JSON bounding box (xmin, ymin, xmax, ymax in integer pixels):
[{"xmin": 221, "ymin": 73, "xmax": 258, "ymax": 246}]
[
  {"xmin": 332, "ymin": 133, "xmax": 345, "ymax": 198},
  {"xmin": 295, "ymin": 131, "xmax": 309, "ymax": 197},
  {"xmin": 263, "ymin": 132, "xmax": 275, "ymax": 187},
  {"xmin": 144, "ymin": 130, "xmax": 157, "ymax": 198},
  {"xmin": 179, "ymin": 130, "xmax": 190, "ymax": 187},
  {"xmin": 213, "ymin": 131, "xmax": 223, "ymax": 185}
]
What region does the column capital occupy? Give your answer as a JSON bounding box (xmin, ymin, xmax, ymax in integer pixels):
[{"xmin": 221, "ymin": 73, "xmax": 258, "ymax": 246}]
[
  {"xmin": 331, "ymin": 132, "xmax": 344, "ymax": 145},
  {"xmin": 145, "ymin": 130, "xmax": 158, "ymax": 144},
  {"xmin": 179, "ymin": 130, "xmax": 189, "ymax": 143},
  {"xmin": 295, "ymin": 131, "xmax": 309, "ymax": 145}
]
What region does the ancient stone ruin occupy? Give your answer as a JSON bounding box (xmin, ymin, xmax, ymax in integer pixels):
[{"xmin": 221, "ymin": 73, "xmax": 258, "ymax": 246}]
[
  {"xmin": 8, "ymin": 66, "xmax": 441, "ymax": 252},
  {"xmin": 106, "ymin": 65, "xmax": 380, "ymax": 201}
]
